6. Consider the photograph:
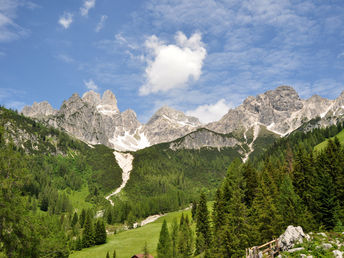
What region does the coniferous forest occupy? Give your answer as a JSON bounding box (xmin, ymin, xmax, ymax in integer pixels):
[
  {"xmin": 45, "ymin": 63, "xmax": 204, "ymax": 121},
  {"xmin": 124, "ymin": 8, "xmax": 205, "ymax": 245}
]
[
  {"xmin": 157, "ymin": 122, "xmax": 344, "ymax": 257},
  {"xmin": 2, "ymin": 105, "xmax": 344, "ymax": 257}
]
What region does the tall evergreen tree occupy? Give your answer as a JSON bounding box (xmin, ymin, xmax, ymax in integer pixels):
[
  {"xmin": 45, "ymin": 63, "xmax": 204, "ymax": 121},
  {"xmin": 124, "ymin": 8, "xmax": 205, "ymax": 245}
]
[
  {"xmin": 143, "ymin": 241, "xmax": 149, "ymax": 258},
  {"xmin": 170, "ymin": 218, "xmax": 179, "ymax": 258},
  {"xmin": 191, "ymin": 200, "xmax": 197, "ymax": 221},
  {"xmin": 242, "ymin": 162, "xmax": 258, "ymax": 206},
  {"xmin": 225, "ymin": 164, "xmax": 250, "ymax": 257},
  {"xmin": 79, "ymin": 209, "xmax": 86, "ymax": 228},
  {"xmin": 71, "ymin": 212, "xmax": 78, "ymax": 227},
  {"xmin": 177, "ymin": 215, "xmax": 193, "ymax": 257},
  {"xmin": 95, "ymin": 219, "xmax": 107, "ymax": 245},
  {"xmin": 157, "ymin": 219, "xmax": 172, "ymax": 258},
  {"xmin": 195, "ymin": 192, "xmax": 211, "ymax": 255},
  {"xmin": 251, "ymin": 171, "xmax": 282, "ymax": 244},
  {"xmin": 82, "ymin": 211, "xmax": 95, "ymax": 247}
]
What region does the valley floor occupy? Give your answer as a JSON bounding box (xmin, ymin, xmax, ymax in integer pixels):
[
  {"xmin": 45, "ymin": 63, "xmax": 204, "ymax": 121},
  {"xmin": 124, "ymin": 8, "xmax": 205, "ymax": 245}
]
[{"xmin": 70, "ymin": 208, "xmax": 193, "ymax": 258}]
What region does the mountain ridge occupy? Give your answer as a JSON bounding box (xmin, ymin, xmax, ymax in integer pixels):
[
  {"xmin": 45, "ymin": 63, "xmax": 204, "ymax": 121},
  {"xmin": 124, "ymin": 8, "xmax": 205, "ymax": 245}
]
[{"xmin": 21, "ymin": 86, "xmax": 344, "ymax": 155}]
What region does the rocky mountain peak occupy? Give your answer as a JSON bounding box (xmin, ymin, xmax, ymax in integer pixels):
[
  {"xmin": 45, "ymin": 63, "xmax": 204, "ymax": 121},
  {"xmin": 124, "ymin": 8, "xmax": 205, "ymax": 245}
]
[
  {"xmin": 264, "ymin": 85, "xmax": 303, "ymax": 111},
  {"xmin": 148, "ymin": 106, "xmax": 201, "ymax": 126},
  {"xmin": 21, "ymin": 101, "xmax": 57, "ymax": 118},
  {"xmin": 82, "ymin": 90, "xmax": 101, "ymax": 107},
  {"xmin": 97, "ymin": 90, "xmax": 120, "ymax": 115}
]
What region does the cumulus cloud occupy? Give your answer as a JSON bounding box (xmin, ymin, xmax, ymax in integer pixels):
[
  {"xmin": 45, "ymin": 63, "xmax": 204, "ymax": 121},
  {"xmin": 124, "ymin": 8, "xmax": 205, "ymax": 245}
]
[
  {"xmin": 139, "ymin": 31, "xmax": 206, "ymax": 95},
  {"xmin": 84, "ymin": 79, "xmax": 99, "ymax": 91},
  {"xmin": 56, "ymin": 54, "xmax": 74, "ymax": 63},
  {"xmin": 58, "ymin": 12, "xmax": 73, "ymax": 29},
  {"xmin": 186, "ymin": 99, "xmax": 232, "ymax": 124},
  {"xmin": 80, "ymin": 0, "xmax": 96, "ymax": 16},
  {"xmin": 95, "ymin": 15, "xmax": 107, "ymax": 32}
]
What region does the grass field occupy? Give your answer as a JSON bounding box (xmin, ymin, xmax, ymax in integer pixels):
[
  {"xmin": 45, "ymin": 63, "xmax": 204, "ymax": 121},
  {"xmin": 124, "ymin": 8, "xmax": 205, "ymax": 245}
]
[
  {"xmin": 70, "ymin": 208, "xmax": 193, "ymax": 258},
  {"xmin": 314, "ymin": 129, "xmax": 344, "ymax": 151},
  {"xmin": 63, "ymin": 185, "xmax": 94, "ymax": 211}
]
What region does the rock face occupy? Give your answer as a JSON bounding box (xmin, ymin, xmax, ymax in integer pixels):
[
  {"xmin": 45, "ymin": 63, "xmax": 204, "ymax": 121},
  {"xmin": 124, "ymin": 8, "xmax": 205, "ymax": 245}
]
[
  {"xmin": 21, "ymin": 91, "xmax": 201, "ymax": 151},
  {"xmin": 169, "ymin": 129, "xmax": 240, "ymax": 150},
  {"xmin": 22, "ymin": 101, "xmax": 57, "ymax": 118},
  {"xmin": 333, "ymin": 250, "xmax": 343, "ymax": 258},
  {"xmin": 144, "ymin": 106, "xmax": 201, "ymax": 145},
  {"xmin": 278, "ymin": 225, "xmax": 310, "ymax": 251},
  {"xmin": 206, "ymin": 86, "xmax": 334, "ymax": 136},
  {"xmin": 21, "ymin": 86, "xmax": 344, "ymax": 153}
]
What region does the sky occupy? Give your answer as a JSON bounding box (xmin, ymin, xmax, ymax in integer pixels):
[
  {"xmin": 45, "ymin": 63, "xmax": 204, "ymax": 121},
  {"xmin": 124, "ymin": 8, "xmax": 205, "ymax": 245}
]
[{"xmin": 1, "ymin": 0, "xmax": 344, "ymax": 123}]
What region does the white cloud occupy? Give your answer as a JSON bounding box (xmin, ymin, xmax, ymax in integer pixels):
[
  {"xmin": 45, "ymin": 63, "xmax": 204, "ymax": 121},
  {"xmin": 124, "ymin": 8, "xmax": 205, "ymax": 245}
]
[
  {"xmin": 0, "ymin": 0, "xmax": 29, "ymax": 42},
  {"xmin": 186, "ymin": 99, "xmax": 232, "ymax": 124},
  {"xmin": 58, "ymin": 12, "xmax": 73, "ymax": 29},
  {"xmin": 84, "ymin": 79, "xmax": 99, "ymax": 91},
  {"xmin": 80, "ymin": 0, "xmax": 96, "ymax": 17},
  {"xmin": 56, "ymin": 54, "xmax": 74, "ymax": 63},
  {"xmin": 95, "ymin": 15, "xmax": 107, "ymax": 32},
  {"xmin": 139, "ymin": 31, "xmax": 206, "ymax": 95}
]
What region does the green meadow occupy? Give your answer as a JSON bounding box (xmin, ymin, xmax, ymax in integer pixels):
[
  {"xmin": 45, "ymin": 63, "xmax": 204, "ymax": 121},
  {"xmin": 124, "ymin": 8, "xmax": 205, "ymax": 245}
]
[
  {"xmin": 314, "ymin": 129, "xmax": 344, "ymax": 151},
  {"xmin": 70, "ymin": 208, "xmax": 193, "ymax": 258}
]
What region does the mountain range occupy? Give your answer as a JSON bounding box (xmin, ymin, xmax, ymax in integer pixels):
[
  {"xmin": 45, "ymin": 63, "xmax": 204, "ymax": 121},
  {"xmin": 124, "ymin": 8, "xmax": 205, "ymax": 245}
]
[{"xmin": 22, "ymin": 86, "xmax": 344, "ymax": 159}]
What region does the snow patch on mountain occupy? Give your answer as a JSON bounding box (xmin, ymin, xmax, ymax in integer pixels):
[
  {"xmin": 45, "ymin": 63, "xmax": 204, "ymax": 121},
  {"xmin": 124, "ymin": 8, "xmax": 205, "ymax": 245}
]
[
  {"xmin": 105, "ymin": 151, "xmax": 134, "ymax": 206},
  {"xmin": 109, "ymin": 126, "xmax": 150, "ymax": 151}
]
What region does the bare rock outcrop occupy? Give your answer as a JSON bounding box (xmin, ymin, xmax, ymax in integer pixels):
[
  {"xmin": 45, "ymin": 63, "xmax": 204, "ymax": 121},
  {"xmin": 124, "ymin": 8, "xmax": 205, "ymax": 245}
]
[{"xmin": 278, "ymin": 225, "xmax": 310, "ymax": 252}]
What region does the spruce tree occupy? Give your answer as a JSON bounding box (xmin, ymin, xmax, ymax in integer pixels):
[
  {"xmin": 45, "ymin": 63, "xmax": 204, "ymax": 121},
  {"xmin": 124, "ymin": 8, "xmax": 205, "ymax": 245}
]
[
  {"xmin": 106, "ymin": 251, "xmax": 110, "ymax": 258},
  {"xmin": 79, "ymin": 208, "xmax": 86, "ymax": 228},
  {"xmin": 225, "ymin": 165, "xmax": 250, "ymax": 257},
  {"xmin": 157, "ymin": 219, "xmax": 172, "ymax": 258},
  {"xmin": 143, "ymin": 241, "xmax": 149, "ymax": 258},
  {"xmin": 95, "ymin": 219, "xmax": 107, "ymax": 245},
  {"xmin": 71, "ymin": 211, "xmax": 78, "ymax": 227},
  {"xmin": 251, "ymin": 174, "xmax": 282, "ymax": 243},
  {"xmin": 112, "ymin": 249, "xmax": 116, "ymax": 258},
  {"xmin": 191, "ymin": 200, "xmax": 197, "ymax": 221},
  {"xmin": 177, "ymin": 215, "xmax": 193, "ymax": 257},
  {"xmin": 170, "ymin": 218, "xmax": 179, "ymax": 258},
  {"xmin": 82, "ymin": 211, "xmax": 95, "ymax": 247},
  {"xmin": 195, "ymin": 192, "xmax": 211, "ymax": 255},
  {"xmin": 242, "ymin": 162, "xmax": 258, "ymax": 206}
]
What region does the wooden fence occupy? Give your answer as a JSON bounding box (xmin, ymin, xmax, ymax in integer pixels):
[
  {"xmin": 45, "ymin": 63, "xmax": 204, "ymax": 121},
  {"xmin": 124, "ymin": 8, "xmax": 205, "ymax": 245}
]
[{"xmin": 245, "ymin": 239, "xmax": 279, "ymax": 258}]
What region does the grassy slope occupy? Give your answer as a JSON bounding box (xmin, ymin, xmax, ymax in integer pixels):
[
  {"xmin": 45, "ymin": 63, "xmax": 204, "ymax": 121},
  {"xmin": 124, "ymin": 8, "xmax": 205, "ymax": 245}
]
[
  {"xmin": 70, "ymin": 208, "xmax": 193, "ymax": 258},
  {"xmin": 314, "ymin": 129, "xmax": 344, "ymax": 151}
]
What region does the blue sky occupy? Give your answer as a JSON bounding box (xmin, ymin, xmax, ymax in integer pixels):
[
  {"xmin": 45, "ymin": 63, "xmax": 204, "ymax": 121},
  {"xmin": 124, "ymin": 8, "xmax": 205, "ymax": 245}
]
[{"xmin": 1, "ymin": 0, "xmax": 344, "ymax": 123}]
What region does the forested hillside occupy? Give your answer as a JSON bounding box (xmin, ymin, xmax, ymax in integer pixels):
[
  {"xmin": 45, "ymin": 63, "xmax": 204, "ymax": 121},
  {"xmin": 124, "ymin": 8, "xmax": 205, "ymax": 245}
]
[
  {"xmin": 0, "ymin": 107, "xmax": 122, "ymax": 257},
  {"xmin": 191, "ymin": 121, "xmax": 344, "ymax": 257}
]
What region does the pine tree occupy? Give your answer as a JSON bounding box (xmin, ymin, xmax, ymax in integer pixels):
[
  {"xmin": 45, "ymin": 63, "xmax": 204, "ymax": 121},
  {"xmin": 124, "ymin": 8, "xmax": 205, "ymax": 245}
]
[
  {"xmin": 112, "ymin": 249, "xmax": 116, "ymax": 258},
  {"xmin": 242, "ymin": 162, "xmax": 258, "ymax": 206},
  {"xmin": 157, "ymin": 219, "xmax": 172, "ymax": 258},
  {"xmin": 143, "ymin": 241, "xmax": 149, "ymax": 258},
  {"xmin": 191, "ymin": 200, "xmax": 197, "ymax": 221},
  {"xmin": 224, "ymin": 165, "xmax": 250, "ymax": 257},
  {"xmin": 177, "ymin": 215, "xmax": 193, "ymax": 257},
  {"xmin": 195, "ymin": 192, "xmax": 211, "ymax": 255},
  {"xmin": 71, "ymin": 211, "xmax": 78, "ymax": 227},
  {"xmin": 106, "ymin": 251, "xmax": 110, "ymax": 258},
  {"xmin": 170, "ymin": 218, "xmax": 179, "ymax": 258},
  {"xmin": 75, "ymin": 236, "xmax": 83, "ymax": 250},
  {"xmin": 79, "ymin": 208, "xmax": 86, "ymax": 228},
  {"xmin": 211, "ymin": 188, "xmax": 227, "ymax": 256},
  {"xmin": 95, "ymin": 219, "xmax": 107, "ymax": 245},
  {"xmin": 82, "ymin": 211, "xmax": 95, "ymax": 247},
  {"xmin": 251, "ymin": 173, "xmax": 282, "ymax": 243}
]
